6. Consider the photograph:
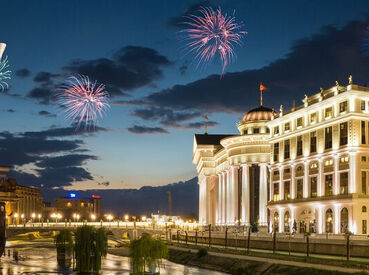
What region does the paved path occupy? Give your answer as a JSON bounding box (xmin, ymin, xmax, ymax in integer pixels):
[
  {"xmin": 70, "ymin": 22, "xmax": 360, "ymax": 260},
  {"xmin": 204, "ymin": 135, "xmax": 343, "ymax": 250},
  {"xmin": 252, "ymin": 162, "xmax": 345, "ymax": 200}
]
[{"xmin": 170, "ymin": 245, "xmax": 369, "ymax": 274}]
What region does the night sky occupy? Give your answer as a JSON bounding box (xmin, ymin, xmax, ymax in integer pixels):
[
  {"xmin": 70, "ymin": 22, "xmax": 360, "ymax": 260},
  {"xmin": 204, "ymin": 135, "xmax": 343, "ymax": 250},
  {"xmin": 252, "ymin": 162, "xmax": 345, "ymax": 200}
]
[{"xmin": 1, "ymin": 0, "xmax": 369, "ymax": 192}]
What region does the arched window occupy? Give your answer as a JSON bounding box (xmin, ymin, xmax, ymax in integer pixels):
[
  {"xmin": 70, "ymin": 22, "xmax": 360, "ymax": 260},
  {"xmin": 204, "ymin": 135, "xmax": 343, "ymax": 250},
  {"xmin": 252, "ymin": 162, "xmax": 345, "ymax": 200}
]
[
  {"xmin": 326, "ymin": 209, "xmax": 333, "ymax": 233},
  {"xmin": 341, "ymin": 208, "xmax": 348, "ymax": 233},
  {"xmin": 362, "ymin": 206, "xmax": 367, "ymax": 213},
  {"xmin": 284, "ymin": 211, "xmax": 290, "ymax": 233},
  {"xmin": 273, "ymin": 212, "xmax": 279, "ymax": 232}
]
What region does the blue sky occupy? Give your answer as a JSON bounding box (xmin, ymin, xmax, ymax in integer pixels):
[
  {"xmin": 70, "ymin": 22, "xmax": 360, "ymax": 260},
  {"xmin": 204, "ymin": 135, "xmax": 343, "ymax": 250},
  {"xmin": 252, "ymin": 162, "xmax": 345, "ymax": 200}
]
[{"xmin": 1, "ymin": 0, "xmax": 369, "ymax": 190}]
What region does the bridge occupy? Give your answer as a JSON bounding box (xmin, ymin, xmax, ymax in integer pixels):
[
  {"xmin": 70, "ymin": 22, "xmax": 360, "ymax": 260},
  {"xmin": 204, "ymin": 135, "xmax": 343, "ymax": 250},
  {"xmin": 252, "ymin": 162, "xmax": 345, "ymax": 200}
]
[{"xmin": 6, "ymin": 222, "xmax": 170, "ymax": 240}]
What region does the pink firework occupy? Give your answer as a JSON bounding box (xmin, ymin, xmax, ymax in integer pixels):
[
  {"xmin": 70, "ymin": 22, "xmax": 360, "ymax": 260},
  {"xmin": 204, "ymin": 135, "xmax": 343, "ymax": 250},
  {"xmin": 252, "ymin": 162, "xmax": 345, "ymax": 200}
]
[
  {"xmin": 56, "ymin": 75, "xmax": 109, "ymax": 129},
  {"xmin": 181, "ymin": 7, "xmax": 247, "ymax": 74}
]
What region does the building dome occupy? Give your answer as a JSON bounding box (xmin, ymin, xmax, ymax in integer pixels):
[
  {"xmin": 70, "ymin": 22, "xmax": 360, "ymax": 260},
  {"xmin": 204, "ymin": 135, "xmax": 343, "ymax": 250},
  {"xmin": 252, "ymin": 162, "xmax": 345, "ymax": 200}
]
[{"xmin": 241, "ymin": 106, "xmax": 278, "ymax": 123}]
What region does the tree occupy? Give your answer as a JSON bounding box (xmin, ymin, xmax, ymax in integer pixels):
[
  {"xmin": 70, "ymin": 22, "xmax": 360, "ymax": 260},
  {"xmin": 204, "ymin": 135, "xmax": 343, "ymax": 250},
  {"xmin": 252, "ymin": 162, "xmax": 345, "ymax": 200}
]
[
  {"xmin": 74, "ymin": 225, "xmax": 108, "ymax": 273},
  {"xmin": 54, "ymin": 229, "xmax": 73, "ymax": 268},
  {"xmin": 345, "ymin": 230, "xmax": 353, "ymax": 261},
  {"xmin": 130, "ymin": 233, "xmax": 168, "ymax": 274},
  {"xmin": 305, "ymin": 232, "xmax": 311, "ymax": 257}
]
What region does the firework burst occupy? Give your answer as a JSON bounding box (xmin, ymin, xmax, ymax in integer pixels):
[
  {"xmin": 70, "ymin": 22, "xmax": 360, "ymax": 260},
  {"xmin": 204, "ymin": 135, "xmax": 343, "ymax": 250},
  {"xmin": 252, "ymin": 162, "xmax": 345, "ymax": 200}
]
[
  {"xmin": 0, "ymin": 55, "xmax": 11, "ymax": 92},
  {"xmin": 56, "ymin": 75, "xmax": 110, "ymax": 130},
  {"xmin": 181, "ymin": 7, "xmax": 247, "ymax": 74}
]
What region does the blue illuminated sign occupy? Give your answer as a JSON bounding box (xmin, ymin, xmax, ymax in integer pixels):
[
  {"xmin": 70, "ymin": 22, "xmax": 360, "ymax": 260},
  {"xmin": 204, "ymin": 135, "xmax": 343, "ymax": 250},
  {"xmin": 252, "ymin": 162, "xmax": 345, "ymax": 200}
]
[{"xmin": 69, "ymin": 192, "xmax": 77, "ymax": 198}]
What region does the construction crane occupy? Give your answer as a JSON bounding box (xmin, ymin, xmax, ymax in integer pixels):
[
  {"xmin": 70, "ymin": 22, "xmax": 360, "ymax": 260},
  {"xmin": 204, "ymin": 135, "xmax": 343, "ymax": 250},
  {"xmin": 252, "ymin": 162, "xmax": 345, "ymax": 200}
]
[{"xmin": 167, "ymin": 191, "xmax": 172, "ymax": 221}]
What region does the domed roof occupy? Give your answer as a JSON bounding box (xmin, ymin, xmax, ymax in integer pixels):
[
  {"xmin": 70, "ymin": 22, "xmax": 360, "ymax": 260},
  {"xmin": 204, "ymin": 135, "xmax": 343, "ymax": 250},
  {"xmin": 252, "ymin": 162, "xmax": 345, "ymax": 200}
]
[{"xmin": 241, "ymin": 106, "xmax": 278, "ymax": 123}]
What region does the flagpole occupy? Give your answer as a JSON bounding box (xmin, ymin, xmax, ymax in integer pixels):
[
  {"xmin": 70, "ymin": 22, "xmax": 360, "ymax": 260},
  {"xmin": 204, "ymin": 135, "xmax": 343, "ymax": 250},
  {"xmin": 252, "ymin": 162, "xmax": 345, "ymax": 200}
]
[{"xmin": 260, "ymin": 89, "xmax": 263, "ymax": 106}]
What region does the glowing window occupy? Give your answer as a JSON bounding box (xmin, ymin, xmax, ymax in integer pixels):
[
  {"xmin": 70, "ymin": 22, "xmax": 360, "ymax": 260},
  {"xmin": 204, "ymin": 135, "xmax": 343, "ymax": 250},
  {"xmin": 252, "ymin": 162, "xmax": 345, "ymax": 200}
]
[
  {"xmin": 296, "ymin": 117, "xmax": 303, "ymax": 128},
  {"xmin": 325, "ymin": 107, "xmax": 333, "ymax": 118},
  {"xmin": 284, "ymin": 123, "xmax": 290, "ymax": 131},
  {"xmin": 324, "ymin": 159, "xmax": 333, "ymax": 166},
  {"xmin": 310, "ymin": 112, "xmax": 317, "ymax": 124},
  {"xmin": 310, "ymin": 162, "xmax": 318, "ymax": 169},
  {"xmin": 340, "ymin": 156, "xmax": 349, "ymax": 163}
]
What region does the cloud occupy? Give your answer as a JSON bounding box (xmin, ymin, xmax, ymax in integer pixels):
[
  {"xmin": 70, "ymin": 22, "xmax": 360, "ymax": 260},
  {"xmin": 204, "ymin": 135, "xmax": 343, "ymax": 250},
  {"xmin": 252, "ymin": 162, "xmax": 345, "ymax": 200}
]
[
  {"xmin": 6, "ymin": 109, "xmax": 15, "ymax": 113},
  {"xmin": 23, "ymin": 125, "xmax": 108, "ymax": 139},
  {"xmin": 142, "ymin": 19, "xmax": 369, "ymax": 114},
  {"xmin": 166, "ymin": 1, "xmax": 218, "ymax": 29},
  {"xmin": 38, "ymin": 110, "xmax": 56, "ymax": 117},
  {"xmin": 15, "ymin": 68, "xmax": 30, "ymax": 78},
  {"xmin": 179, "ymin": 61, "xmax": 189, "ymax": 75},
  {"xmin": 127, "ymin": 125, "xmax": 169, "ymax": 134},
  {"xmin": 98, "ymin": 181, "xmax": 110, "ymax": 187},
  {"xmin": 33, "ymin": 72, "xmax": 59, "ymax": 83},
  {"xmin": 27, "ymin": 86, "xmax": 55, "ymax": 105},
  {"xmin": 0, "ymin": 126, "xmax": 106, "ymax": 188},
  {"xmin": 62, "ymin": 46, "xmax": 172, "ymax": 96}
]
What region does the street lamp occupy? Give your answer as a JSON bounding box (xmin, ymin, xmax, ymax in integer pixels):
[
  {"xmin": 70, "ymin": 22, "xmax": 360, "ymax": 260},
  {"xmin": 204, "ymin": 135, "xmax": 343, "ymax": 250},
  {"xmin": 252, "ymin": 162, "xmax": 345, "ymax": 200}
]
[
  {"xmin": 90, "ymin": 214, "xmax": 96, "ymax": 222},
  {"xmin": 14, "ymin": 213, "xmax": 18, "ymax": 226},
  {"xmin": 141, "ymin": 216, "xmax": 147, "ymax": 222},
  {"xmin": 107, "ymin": 214, "xmax": 113, "ymax": 227},
  {"xmin": 21, "ymin": 214, "xmax": 25, "ymax": 225},
  {"xmin": 38, "ymin": 214, "xmax": 42, "ymax": 222}
]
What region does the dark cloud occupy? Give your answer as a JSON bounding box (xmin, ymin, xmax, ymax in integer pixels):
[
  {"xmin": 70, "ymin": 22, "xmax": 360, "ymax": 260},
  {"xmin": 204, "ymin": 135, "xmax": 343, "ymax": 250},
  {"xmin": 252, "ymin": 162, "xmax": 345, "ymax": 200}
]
[
  {"xmin": 6, "ymin": 109, "xmax": 15, "ymax": 113},
  {"xmin": 36, "ymin": 154, "xmax": 98, "ymax": 169},
  {"xmin": 33, "ymin": 72, "xmax": 59, "ymax": 83},
  {"xmin": 15, "ymin": 68, "xmax": 30, "ymax": 78},
  {"xmin": 179, "ymin": 61, "xmax": 189, "ymax": 75},
  {"xmin": 166, "ymin": 1, "xmax": 218, "ymax": 29},
  {"xmin": 127, "ymin": 125, "xmax": 169, "ymax": 134},
  {"xmin": 98, "ymin": 181, "xmax": 110, "ymax": 187},
  {"xmin": 181, "ymin": 120, "xmax": 218, "ymax": 129},
  {"xmin": 0, "ymin": 126, "xmax": 106, "ymax": 188},
  {"xmin": 143, "ymin": 19, "xmax": 369, "ymax": 114},
  {"xmin": 62, "ymin": 46, "xmax": 172, "ymax": 97},
  {"xmin": 27, "ymin": 86, "xmax": 54, "ymax": 105},
  {"xmin": 38, "ymin": 110, "xmax": 56, "ymax": 117}
]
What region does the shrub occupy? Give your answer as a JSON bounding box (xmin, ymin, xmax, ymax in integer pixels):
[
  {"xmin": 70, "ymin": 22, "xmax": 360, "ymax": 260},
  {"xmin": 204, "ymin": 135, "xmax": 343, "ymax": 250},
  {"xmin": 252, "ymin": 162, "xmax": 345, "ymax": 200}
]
[{"xmin": 197, "ymin": 248, "xmax": 208, "ymax": 258}]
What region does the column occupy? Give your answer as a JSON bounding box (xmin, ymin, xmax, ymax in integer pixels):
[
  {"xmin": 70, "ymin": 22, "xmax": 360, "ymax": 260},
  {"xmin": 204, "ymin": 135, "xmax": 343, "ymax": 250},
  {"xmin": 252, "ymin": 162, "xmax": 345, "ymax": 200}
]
[
  {"xmin": 303, "ymin": 161, "xmax": 309, "ymax": 198},
  {"xmin": 291, "ymin": 164, "xmax": 296, "ymax": 199},
  {"xmin": 226, "ymin": 170, "xmax": 231, "ymax": 224},
  {"xmin": 279, "ymin": 166, "xmax": 284, "ymax": 200},
  {"xmin": 334, "ymin": 204, "xmax": 340, "ymax": 234},
  {"xmin": 217, "ymin": 174, "xmax": 222, "ymax": 225},
  {"xmin": 318, "ymin": 158, "xmax": 324, "ymax": 196},
  {"xmin": 259, "ymin": 163, "xmax": 268, "ymax": 226},
  {"xmin": 334, "ymin": 154, "xmax": 339, "ymax": 195},
  {"xmin": 222, "ymin": 172, "xmax": 226, "ymax": 224},
  {"xmin": 317, "ymin": 205, "xmax": 323, "ymax": 234},
  {"xmin": 289, "ymin": 206, "xmax": 295, "ymax": 233},
  {"xmin": 278, "ymin": 208, "xmax": 284, "ymax": 233},
  {"xmin": 231, "ymin": 166, "xmax": 239, "ymax": 225},
  {"xmin": 241, "ymin": 164, "xmax": 250, "ymax": 225},
  {"xmin": 198, "ymin": 178, "xmax": 205, "ymax": 225},
  {"xmin": 269, "ymin": 168, "xmax": 274, "ymax": 201},
  {"xmin": 349, "ymin": 152, "xmax": 357, "ymax": 193}
]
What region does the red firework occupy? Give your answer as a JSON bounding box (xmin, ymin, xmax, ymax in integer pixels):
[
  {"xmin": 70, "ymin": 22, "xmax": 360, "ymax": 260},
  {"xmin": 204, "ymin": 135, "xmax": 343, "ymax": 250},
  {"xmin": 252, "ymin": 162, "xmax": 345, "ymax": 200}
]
[
  {"xmin": 181, "ymin": 7, "xmax": 247, "ymax": 74},
  {"xmin": 56, "ymin": 75, "xmax": 110, "ymax": 130}
]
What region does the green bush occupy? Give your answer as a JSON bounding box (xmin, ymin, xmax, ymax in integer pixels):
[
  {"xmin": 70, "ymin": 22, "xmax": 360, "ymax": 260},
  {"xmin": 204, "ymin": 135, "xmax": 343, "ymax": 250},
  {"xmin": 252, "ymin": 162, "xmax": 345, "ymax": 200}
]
[
  {"xmin": 197, "ymin": 248, "xmax": 208, "ymax": 258},
  {"xmin": 230, "ymin": 266, "xmax": 256, "ymax": 275}
]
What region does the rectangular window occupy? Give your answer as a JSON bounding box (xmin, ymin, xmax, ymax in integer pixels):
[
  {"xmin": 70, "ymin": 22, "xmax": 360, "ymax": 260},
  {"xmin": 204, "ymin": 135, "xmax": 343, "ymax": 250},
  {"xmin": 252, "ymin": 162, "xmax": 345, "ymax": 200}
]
[
  {"xmin": 340, "ymin": 156, "xmax": 349, "ymax": 163},
  {"xmin": 310, "ymin": 112, "xmax": 317, "ymax": 124},
  {"xmin": 362, "ymin": 100, "xmax": 366, "ymax": 111},
  {"xmin": 296, "ymin": 117, "xmax": 303, "ymax": 128},
  {"xmin": 310, "ymin": 177, "xmax": 317, "ymax": 198},
  {"xmin": 284, "ymin": 123, "xmax": 290, "ymax": 132},
  {"xmin": 362, "ymin": 121, "xmax": 366, "ymax": 144},
  {"xmin": 297, "ymin": 179, "xmax": 303, "ymax": 199},
  {"xmin": 340, "ymin": 172, "xmax": 348, "ymax": 195},
  {"xmin": 284, "ymin": 139, "xmax": 290, "ymax": 159},
  {"xmin": 253, "ymin": 128, "xmax": 259, "ymax": 134},
  {"xmin": 296, "ymin": 136, "xmax": 303, "ymax": 156},
  {"xmin": 339, "ymin": 101, "xmax": 348, "ymax": 113},
  {"xmin": 362, "ymin": 171, "xmax": 367, "ymax": 195},
  {"xmin": 363, "ymin": 220, "xmax": 367, "ymax": 235},
  {"xmin": 362, "ymin": 156, "xmax": 367, "ymax": 162},
  {"xmin": 325, "ymin": 107, "xmax": 333, "ymax": 118},
  {"xmin": 325, "ymin": 174, "xmax": 333, "ymax": 196},
  {"xmin": 273, "ymin": 182, "xmax": 279, "ymax": 201},
  {"xmin": 274, "ymin": 126, "xmax": 279, "ymax": 135},
  {"xmin": 284, "ymin": 181, "xmax": 290, "ymax": 200},
  {"xmin": 273, "ymin": 143, "xmax": 279, "ymax": 162},
  {"xmin": 325, "ymin": 126, "xmax": 332, "ymax": 149},
  {"xmin": 266, "ymin": 127, "xmax": 270, "ymax": 133},
  {"xmin": 310, "ymin": 131, "xmax": 317, "ymax": 153},
  {"xmin": 340, "ymin": 122, "xmax": 348, "ymax": 146}
]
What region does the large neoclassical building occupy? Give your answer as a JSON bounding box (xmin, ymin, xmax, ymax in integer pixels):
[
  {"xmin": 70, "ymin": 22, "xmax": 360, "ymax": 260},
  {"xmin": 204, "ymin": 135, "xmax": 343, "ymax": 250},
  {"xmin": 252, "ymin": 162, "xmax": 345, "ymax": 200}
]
[{"xmin": 193, "ymin": 77, "xmax": 369, "ymax": 235}]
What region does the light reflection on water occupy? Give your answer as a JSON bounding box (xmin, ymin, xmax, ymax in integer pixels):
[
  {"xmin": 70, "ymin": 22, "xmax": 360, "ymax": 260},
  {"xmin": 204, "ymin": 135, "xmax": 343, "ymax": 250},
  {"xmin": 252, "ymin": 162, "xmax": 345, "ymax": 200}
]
[{"xmin": 0, "ymin": 241, "xmax": 226, "ymax": 275}]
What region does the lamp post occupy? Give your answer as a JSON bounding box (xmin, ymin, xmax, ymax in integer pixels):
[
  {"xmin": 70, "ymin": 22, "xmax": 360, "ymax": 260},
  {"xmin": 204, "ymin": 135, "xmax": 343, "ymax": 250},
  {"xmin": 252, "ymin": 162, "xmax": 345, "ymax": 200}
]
[
  {"xmin": 91, "ymin": 214, "xmax": 96, "ymax": 223},
  {"xmin": 31, "ymin": 213, "xmax": 35, "ymax": 227},
  {"xmin": 21, "ymin": 214, "xmax": 25, "ymax": 226},
  {"xmin": 14, "ymin": 213, "xmax": 18, "ymax": 226},
  {"xmin": 107, "ymin": 214, "xmax": 113, "ymax": 227}
]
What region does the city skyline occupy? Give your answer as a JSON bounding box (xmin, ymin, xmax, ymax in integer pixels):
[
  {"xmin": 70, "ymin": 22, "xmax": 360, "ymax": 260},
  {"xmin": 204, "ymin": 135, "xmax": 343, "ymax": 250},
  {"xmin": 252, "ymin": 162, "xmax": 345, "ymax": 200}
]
[{"xmin": 1, "ymin": 0, "xmax": 369, "ymax": 192}]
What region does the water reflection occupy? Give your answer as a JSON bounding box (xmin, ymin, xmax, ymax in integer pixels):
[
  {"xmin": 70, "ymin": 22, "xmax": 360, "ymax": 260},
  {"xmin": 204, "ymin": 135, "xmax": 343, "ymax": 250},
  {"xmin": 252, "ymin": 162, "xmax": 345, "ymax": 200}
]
[{"xmin": 0, "ymin": 241, "xmax": 225, "ymax": 275}]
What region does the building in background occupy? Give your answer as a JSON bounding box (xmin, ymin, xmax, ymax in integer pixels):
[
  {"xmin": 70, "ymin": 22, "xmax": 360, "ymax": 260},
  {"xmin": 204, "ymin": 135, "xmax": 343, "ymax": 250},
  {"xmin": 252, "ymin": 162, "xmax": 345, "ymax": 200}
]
[
  {"xmin": 0, "ymin": 166, "xmax": 43, "ymax": 224},
  {"xmin": 54, "ymin": 193, "xmax": 101, "ymax": 221},
  {"xmin": 194, "ymin": 77, "xmax": 369, "ymax": 235}
]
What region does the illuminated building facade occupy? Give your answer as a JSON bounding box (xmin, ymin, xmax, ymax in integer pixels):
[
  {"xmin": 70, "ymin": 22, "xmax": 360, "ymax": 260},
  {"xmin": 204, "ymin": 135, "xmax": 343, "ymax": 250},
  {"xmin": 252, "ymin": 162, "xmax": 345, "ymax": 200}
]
[
  {"xmin": 54, "ymin": 193, "xmax": 101, "ymax": 220},
  {"xmin": 193, "ymin": 77, "xmax": 369, "ymax": 234}
]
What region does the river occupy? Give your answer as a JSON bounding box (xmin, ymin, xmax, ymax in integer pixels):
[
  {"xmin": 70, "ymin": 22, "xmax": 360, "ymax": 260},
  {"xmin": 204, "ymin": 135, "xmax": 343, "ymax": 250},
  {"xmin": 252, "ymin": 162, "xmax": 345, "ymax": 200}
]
[{"xmin": 0, "ymin": 240, "xmax": 226, "ymax": 274}]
